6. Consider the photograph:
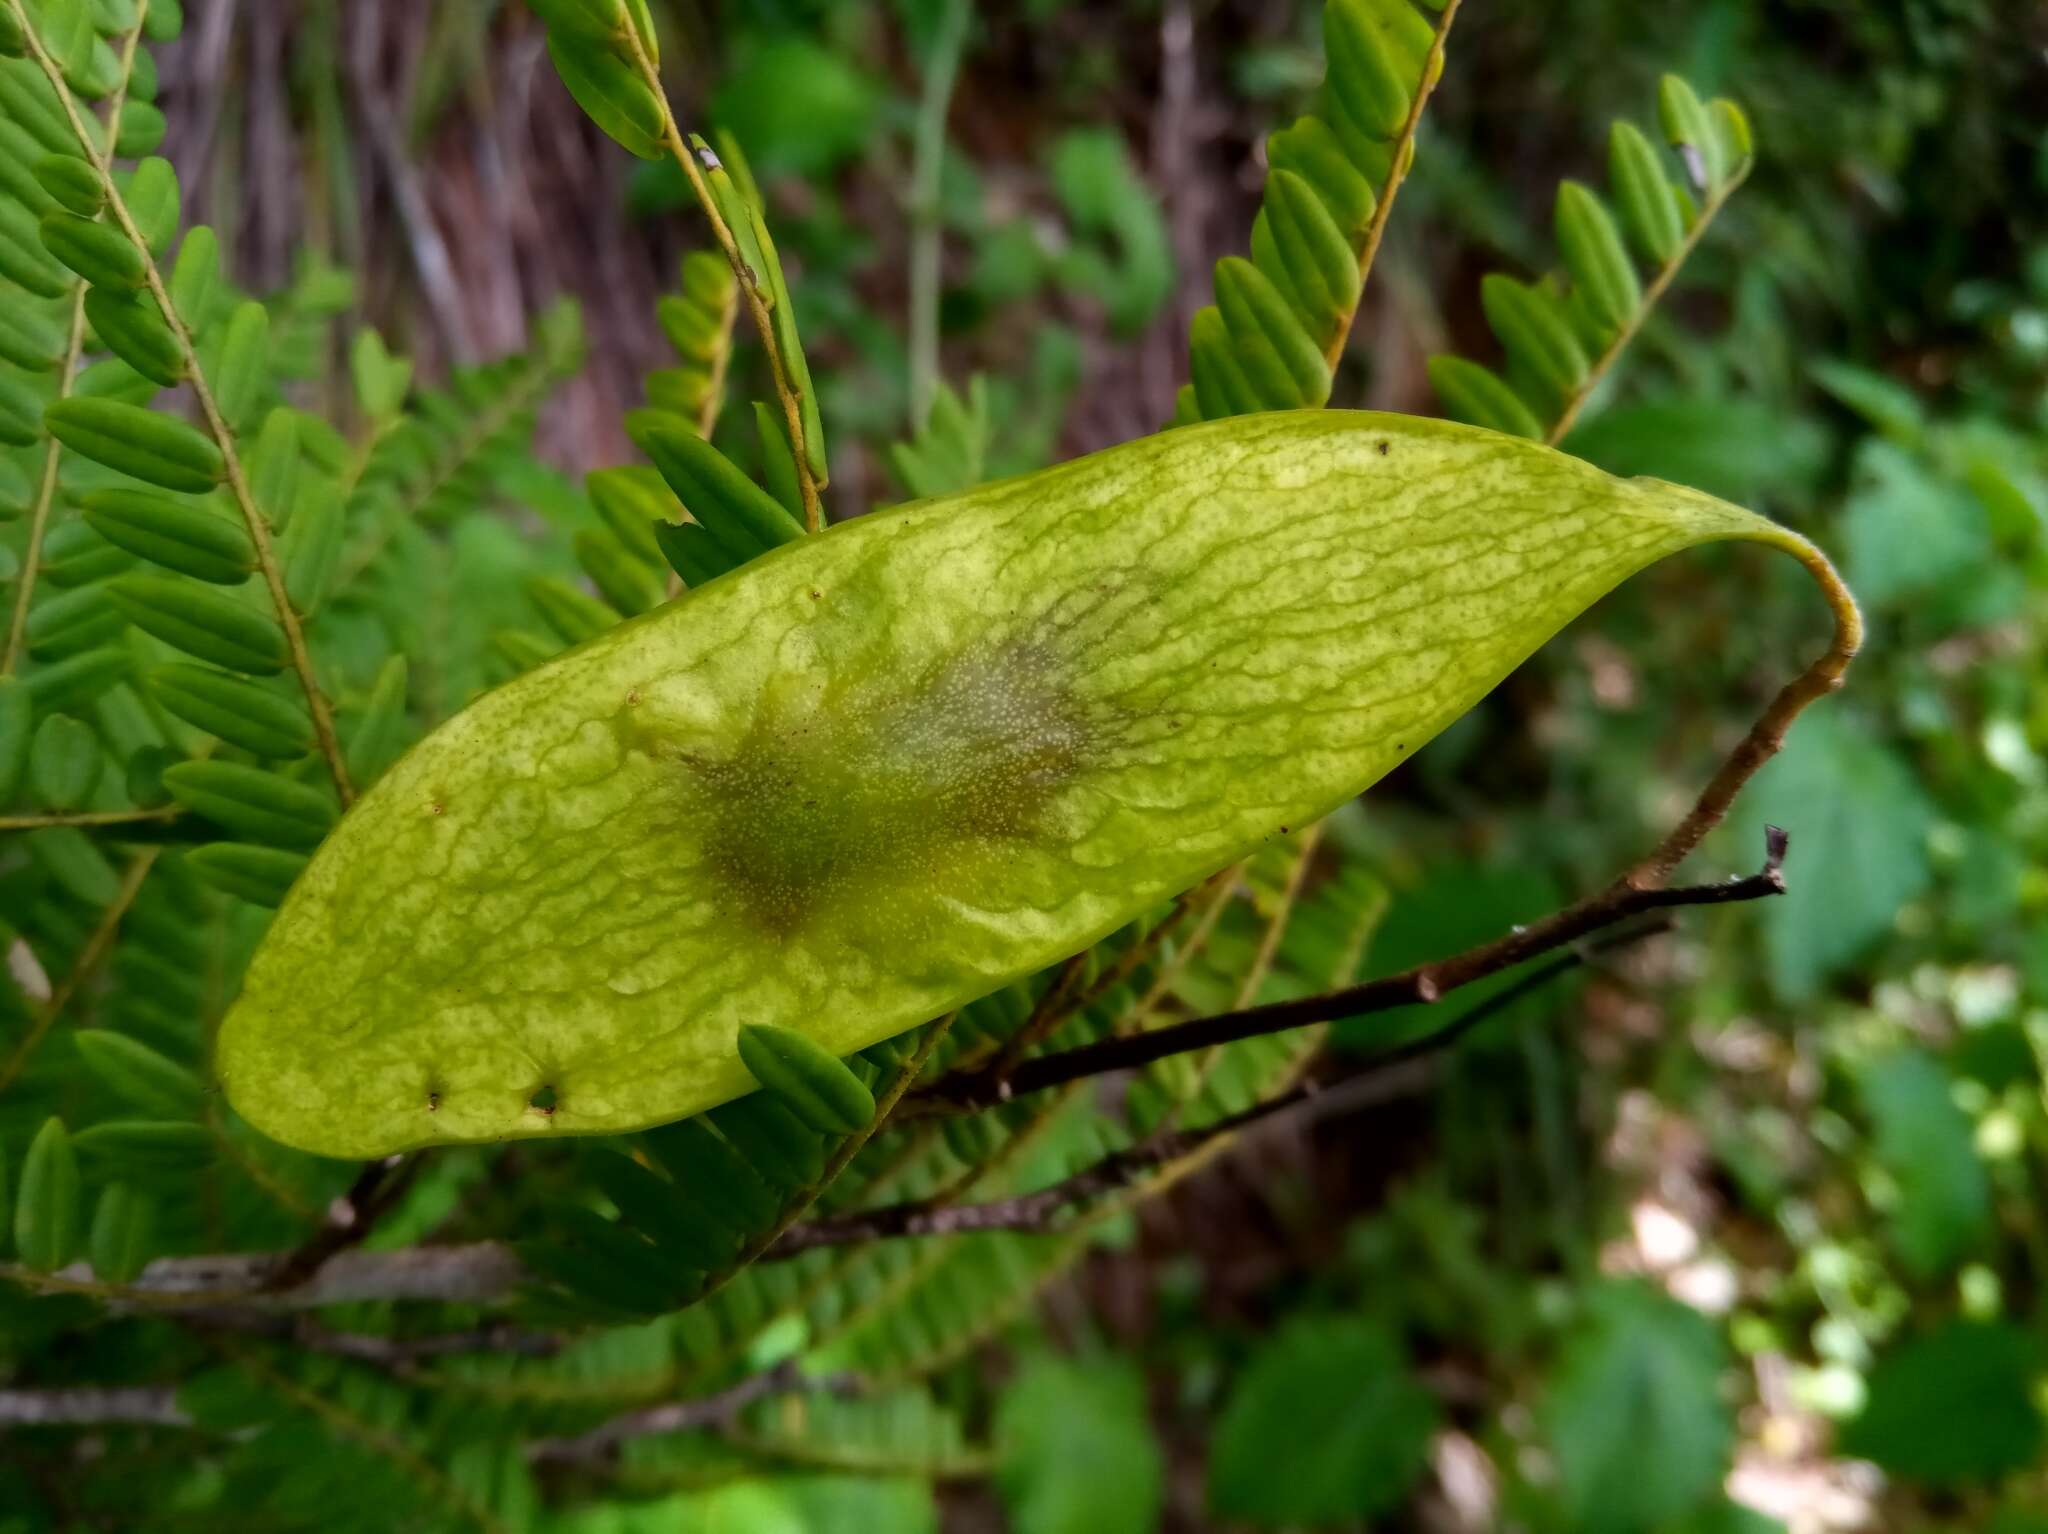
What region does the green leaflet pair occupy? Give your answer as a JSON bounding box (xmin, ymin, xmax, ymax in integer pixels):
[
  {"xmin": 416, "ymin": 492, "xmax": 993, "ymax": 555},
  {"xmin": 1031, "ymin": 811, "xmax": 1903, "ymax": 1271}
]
[
  {"xmin": 219, "ymin": 410, "xmax": 1856, "ymax": 1158},
  {"xmin": 8, "ymin": 1116, "xmax": 156, "ymax": 1281}
]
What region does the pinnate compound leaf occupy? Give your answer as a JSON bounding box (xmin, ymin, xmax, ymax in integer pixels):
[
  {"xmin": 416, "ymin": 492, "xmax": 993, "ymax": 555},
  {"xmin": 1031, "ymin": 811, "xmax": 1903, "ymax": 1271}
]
[
  {"xmin": 1208, "ymin": 1316, "xmax": 1437, "ymax": 1524},
  {"xmin": 218, "ymin": 412, "xmax": 1837, "ymax": 1156}
]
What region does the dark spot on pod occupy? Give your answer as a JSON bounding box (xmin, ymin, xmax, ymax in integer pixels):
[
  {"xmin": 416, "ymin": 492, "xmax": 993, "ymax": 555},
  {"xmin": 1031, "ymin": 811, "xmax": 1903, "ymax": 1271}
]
[
  {"xmin": 530, "ymin": 1085, "xmax": 558, "ymax": 1114},
  {"xmin": 1377, "ymin": 440, "xmax": 1391, "ymax": 455},
  {"xmin": 672, "ymin": 638, "xmax": 1094, "ymax": 937}
]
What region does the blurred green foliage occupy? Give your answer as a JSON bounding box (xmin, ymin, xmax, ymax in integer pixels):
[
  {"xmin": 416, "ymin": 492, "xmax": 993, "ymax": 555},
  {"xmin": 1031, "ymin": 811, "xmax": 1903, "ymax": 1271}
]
[{"xmin": 0, "ymin": 0, "xmax": 2044, "ymax": 1529}]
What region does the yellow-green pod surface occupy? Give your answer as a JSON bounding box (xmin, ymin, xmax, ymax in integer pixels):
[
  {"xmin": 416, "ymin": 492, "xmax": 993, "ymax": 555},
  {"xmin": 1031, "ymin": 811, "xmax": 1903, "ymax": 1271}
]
[{"xmin": 220, "ymin": 411, "xmax": 1832, "ymax": 1157}]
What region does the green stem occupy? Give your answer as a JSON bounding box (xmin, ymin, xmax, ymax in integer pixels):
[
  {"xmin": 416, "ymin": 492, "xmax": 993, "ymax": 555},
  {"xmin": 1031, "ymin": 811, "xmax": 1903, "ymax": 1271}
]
[
  {"xmin": 6, "ymin": 0, "xmax": 356, "ymax": 806},
  {"xmin": 906, "ymin": 0, "xmax": 971, "ymax": 431},
  {"xmin": 0, "ymin": 806, "xmax": 181, "ymax": 831},
  {"xmin": 618, "ymin": 21, "xmax": 824, "ymax": 533},
  {"xmin": 0, "ymin": 18, "xmax": 144, "ymax": 677}
]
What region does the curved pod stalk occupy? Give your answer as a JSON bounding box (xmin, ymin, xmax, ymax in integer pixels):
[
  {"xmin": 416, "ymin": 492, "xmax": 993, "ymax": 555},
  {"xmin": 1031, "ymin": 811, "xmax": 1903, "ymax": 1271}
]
[{"xmin": 218, "ymin": 411, "xmax": 1852, "ymax": 1158}]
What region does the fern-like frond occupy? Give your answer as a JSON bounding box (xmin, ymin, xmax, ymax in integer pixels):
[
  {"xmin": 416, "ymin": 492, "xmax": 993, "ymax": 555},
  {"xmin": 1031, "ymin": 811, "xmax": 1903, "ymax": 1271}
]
[
  {"xmin": 1176, "ymin": 0, "xmax": 1460, "ymax": 422},
  {"xmin": 1428, "ymin": 75, "xmax": 1756, "ymax": 445}
]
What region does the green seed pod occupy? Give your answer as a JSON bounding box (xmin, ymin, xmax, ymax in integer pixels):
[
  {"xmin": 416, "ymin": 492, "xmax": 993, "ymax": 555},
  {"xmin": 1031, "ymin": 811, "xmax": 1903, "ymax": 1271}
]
[
  {"xmin": 32, "ymin": 152, "xmax": 103, "ymax": 216},
  {"xmin": 73, "ymin": 1031, "xmax": 206, "ymax": 1118},
  {"xmin": 85, "ymin": 286, "xmax": 185, "ymax": 386},
  {"xmin": 28, "ymin": 712, "xmax": 102, "ymax": 809},
  {"xmin": 82, "ymin": 489, "xmax": 254, "ymax": 583},
  {"xmin": 161, "ymin": 760, "xmax": 337, "ymax": 850},
  {"xmin": 216, "ymin": 412, "xmax": 1853, "ymax": 1158},
  {"xmin": 150, "ymin": 664, "xmax": 314, "ymax": 759},
  {"xmin": 106, "ymin": 574, "xmax": 288, "ymax": 674},
  {"xmin": 88, "ymin": 1182, "xmax": 155, "ymax": 1284},
  {"xmin": 737, "ymin": 1024, "xmax": 876, "ymax": 1135},
  {"xmin": 40, "ymin": 210, "xmax": 146, "ymax": 290},
  {"xmin": 44, "ymin": 399, "xmax": 225, "ymax": 492},
  {"xmin": 185, "ymin": 842, "xmax": 307, "ymax": 908},
  {"xmin": 15, "ymin": 1118, "xmax": 82, "ymax": 1272}
]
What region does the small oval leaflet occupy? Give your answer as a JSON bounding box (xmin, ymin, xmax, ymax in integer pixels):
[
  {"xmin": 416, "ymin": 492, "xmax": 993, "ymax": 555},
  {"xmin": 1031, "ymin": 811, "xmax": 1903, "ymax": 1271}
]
[
  {"xmin": 219, "ymin": 412, "xmax": 1839, "ymax": 1158},
  {"xmin": 738, "ymin": 1023, "xmax": 876, "ymax": 1135}
]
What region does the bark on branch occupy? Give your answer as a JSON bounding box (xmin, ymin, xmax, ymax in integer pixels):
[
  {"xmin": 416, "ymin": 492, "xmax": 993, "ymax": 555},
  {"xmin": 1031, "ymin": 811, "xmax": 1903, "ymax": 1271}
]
[{"xmin": 902, "ymin": 828, "xmax": 1790, "ymax": 1116}]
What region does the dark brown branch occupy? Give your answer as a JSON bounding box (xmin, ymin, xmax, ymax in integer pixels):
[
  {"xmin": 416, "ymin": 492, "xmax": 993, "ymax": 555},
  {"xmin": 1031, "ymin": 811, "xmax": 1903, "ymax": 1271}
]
[
  {"xmin": 903, "ymin": 829, "xmax": 1789, "ymax": 1117},
  {"xmin": 185, "ymin": 1313, "xmax": 563, "ymax": 1364},
  {"xmin": 4, "ymin": 1239, "xmax": 525, "ymax": 1311},
  {"xmin": 525, "ymin": 1361, "xmax": 862, "ymax": 1465},
  {"xmin": 0, "ymin": 1386, "xmax": 191, "ymax": 1428},
  {"xmin": 266, "ymin": 1152, "xmax": 420, "ymax": 1292},
  {"xmin": 771, "ymin": 924, "xmax": 1658, "ymax": 1255}
]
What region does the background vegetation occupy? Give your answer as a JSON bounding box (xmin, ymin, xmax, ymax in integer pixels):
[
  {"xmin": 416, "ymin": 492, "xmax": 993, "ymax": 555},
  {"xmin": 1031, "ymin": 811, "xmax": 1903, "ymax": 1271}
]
[{"xmin": 2, "ymin": 0, "xmax": 2046, "ymax": 1530}]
